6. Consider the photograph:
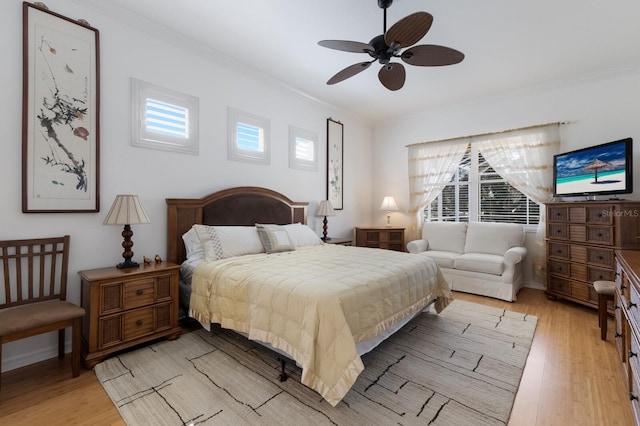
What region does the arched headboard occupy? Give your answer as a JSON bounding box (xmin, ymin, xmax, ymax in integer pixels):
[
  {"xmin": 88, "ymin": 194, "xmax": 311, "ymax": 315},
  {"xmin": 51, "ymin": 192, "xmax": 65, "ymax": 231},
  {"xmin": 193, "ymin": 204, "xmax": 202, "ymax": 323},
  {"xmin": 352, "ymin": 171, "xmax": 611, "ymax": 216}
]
[{"xmin": 166, "ymin": 186, "xmax": 308, "ymax": 264}]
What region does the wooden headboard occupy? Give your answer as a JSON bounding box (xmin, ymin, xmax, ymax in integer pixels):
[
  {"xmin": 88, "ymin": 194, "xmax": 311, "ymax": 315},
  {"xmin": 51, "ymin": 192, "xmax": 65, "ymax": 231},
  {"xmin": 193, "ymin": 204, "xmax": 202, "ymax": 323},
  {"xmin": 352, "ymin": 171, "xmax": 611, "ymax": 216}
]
[{"xmin": 166, "ymin": 186, "xmax": 308, "ymax": 264}]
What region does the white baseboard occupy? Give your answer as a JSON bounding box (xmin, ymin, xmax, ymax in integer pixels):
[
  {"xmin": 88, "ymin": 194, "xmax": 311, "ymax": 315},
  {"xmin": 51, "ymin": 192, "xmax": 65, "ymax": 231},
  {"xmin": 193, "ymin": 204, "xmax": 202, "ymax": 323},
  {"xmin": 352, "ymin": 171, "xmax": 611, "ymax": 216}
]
[
  {"xmin": 524, "ymin": 281, "xmax": 546, "ymax": 291},
  {"xmin": 2, "ymin": 341, "xmax": 72, "ymax": 373}
]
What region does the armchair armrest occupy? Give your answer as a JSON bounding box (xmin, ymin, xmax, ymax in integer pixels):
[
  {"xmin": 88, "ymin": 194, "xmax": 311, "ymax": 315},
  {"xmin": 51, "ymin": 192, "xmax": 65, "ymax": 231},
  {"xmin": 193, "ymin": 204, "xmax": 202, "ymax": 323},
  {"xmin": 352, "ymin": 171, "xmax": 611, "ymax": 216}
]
[
  {"xmin": 407, "ymin": 239, "xmax": 428, "ymax": 254},
  {"xmin": 504, "ymin": 246, "xmax": 527, "ymax": 266}
]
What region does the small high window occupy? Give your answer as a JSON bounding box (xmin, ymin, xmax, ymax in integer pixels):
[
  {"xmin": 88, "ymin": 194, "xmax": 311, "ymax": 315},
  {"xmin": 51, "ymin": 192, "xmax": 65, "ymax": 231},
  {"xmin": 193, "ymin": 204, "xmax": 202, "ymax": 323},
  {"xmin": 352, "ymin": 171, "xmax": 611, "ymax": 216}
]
[
  {"xmin": 131, "ymin": 78, "xmax": 199, "ymax": 154},
  {"xmin": 289, "ymin": 126, "xmax": 318, "ymax": 171},
  {"xmin": 227, "ymin": 107, "xmax": 270, "ymax": 164}
]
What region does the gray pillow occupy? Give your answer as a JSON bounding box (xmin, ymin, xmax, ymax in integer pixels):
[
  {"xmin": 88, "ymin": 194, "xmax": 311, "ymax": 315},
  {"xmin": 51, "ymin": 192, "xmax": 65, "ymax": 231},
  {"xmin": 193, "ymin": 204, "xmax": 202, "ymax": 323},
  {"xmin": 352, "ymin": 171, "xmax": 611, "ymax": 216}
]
[{"xmin": 255, "ymin": 224, "xmax": 295, "ymax": 253}]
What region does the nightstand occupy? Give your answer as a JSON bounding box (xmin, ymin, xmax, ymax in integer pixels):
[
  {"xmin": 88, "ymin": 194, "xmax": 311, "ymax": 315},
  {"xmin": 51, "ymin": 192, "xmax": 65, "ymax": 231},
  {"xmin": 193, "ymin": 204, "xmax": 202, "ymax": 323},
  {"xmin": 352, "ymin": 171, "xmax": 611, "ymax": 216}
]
[
  {"xmin": 355, "ymin": 227, "xmax": 406, "ymax": 251},
  {"xmin": 78, "ymin": 262, "xmax": 181, "ymax": 368},
  {"xmin": 323, "ymin": 237, "xmax": 353, "ymax": 246}
]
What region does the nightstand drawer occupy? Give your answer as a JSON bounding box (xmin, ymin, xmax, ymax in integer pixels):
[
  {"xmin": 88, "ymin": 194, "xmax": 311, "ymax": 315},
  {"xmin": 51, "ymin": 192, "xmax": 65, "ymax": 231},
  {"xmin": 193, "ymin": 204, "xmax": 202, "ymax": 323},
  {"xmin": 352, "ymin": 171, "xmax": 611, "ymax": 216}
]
[
  {"xmin": 123, "ymin": 307, "xmax": 155, "ymax": 340},
  {"xmin": 123, "ymin": 278, "xmax": 155, "ymax": 310},
  {"xmin": 98, "ymin": 303, "xmax": 174, "ymax": 349}
]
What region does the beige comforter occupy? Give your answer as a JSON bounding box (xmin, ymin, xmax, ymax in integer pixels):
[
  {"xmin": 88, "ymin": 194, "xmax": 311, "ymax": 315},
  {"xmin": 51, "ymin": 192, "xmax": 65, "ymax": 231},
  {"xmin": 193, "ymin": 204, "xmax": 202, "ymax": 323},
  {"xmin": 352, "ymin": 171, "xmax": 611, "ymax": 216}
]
[{"xmin": 189, "ymin": 244, "xmax": 452, "ymax": 406}]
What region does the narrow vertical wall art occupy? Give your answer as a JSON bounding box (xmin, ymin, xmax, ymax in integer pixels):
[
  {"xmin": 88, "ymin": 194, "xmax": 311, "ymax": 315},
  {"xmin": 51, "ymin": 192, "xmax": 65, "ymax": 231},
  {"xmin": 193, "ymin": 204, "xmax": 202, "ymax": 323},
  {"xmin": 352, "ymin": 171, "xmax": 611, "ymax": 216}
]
[
  {"xmin": 22, "ymin": 2, "xmax": 100, "ymax": 212},
  {"xmin": 326, "ymin": 118, "xmax": 343, "ymax": 210}
]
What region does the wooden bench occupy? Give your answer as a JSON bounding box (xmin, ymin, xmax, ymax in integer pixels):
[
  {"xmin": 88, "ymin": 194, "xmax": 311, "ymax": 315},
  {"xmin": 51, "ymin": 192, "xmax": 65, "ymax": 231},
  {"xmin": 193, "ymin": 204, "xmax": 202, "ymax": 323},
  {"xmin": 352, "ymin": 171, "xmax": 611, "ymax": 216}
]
[{"xmin": 0, "ymin": 236, "xmax": 85, "ymax": 389}]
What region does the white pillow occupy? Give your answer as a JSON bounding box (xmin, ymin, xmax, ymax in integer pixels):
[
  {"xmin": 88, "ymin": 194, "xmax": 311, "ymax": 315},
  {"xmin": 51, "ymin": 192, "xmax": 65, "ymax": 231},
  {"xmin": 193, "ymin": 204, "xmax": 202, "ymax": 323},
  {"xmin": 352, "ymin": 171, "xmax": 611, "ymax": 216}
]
[
  {"xmin": 284, "ymin": 223, "xmax": 322, "ymax": 247},
  {"xmin": 255, "ymin": 224, "xmax": 295, "ymax": 253},
  {"xmin": 193, "ymin": 224, "xmax": 264, "ymax": 261},
  {"xmin": 182, "ymin": 228, "xmax": 204, "ymax": 261}
]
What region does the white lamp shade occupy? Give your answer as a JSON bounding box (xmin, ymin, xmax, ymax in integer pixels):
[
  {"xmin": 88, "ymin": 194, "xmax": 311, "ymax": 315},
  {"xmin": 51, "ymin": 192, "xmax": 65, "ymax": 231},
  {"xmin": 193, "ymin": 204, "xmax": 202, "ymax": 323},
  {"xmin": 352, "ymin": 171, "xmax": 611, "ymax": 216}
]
[
  {"xmin": 380, "ymin": 196, "xmax": 399, "ymax": 211},
  {"xmin": 103, "ymin": 195, "xmax": 151, "ymax": 225},
  {"xmin": 315, "ymin": 200, "xmax": 336, "ymax": 217}
]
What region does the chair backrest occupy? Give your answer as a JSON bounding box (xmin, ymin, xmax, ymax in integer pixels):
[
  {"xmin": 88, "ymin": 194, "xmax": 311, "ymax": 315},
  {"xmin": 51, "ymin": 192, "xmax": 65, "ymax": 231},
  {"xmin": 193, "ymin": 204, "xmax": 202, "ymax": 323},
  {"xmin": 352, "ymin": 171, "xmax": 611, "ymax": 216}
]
[{"xmin": 0, "ymin": 236, "xmax": 70, "ymax": 309}]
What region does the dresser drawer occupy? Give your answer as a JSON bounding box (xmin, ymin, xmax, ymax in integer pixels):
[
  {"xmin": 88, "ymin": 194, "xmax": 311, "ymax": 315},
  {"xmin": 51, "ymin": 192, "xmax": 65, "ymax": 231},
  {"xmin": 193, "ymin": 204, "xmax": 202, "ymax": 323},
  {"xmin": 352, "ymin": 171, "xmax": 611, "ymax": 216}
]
[
  {"xmin": 548, "ymin": 206, "xmax": 568, "ymax": 222},
  {"xmin": 123, "ymin": 278, "xmax": 155, "ymax": 310},
  {"xmin": 548, "ymin": 242, "xmax": 569, "ymax": 259},
  {"xmin": 615, "ymin": 291, "xmax": 626, "ymax": 363},
  {"xmin": 586, "ymin": 226, "xmax": 614, "ymax": 245},
  {"xmin": 587, "ymin": 267, "xmax": 614, "ymax": 283},
  {"xmin": 587, "ymin": 247, "xmax": 614, "ymax": 268},
  {"xmin": 548, "ymin": 276, "xmax": 570, "ymax": 295},
  {"xmin": 586, "ymin": 205, "xmax": 614, "ymax": 225},
  {"xmin": 548, "ymin": 224, "xmax": 568, "ymax": 240},
  {"xmin": 549, "ymin": 259, "xmax": 570, "ymax": 277}
]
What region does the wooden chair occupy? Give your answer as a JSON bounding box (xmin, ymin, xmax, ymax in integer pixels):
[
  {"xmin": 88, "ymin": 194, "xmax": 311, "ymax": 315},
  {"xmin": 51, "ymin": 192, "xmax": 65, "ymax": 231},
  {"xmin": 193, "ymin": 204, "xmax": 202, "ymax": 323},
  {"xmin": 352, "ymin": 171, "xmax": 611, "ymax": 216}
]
[{"xmin": 0, "ymin": 236, "xmax": 85, "ymax": 389}]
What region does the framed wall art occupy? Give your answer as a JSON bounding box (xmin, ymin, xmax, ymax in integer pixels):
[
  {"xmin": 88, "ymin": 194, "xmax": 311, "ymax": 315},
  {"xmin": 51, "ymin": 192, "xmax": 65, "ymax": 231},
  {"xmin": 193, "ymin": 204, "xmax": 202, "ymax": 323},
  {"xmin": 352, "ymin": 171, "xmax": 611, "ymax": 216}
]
[
  {"xmin": 22, "ymin": 2, "xmax": 100, "ymax": 212},
  {"xmin": 326, "ymin": 118, "xmax": 343, "ymax": 210}
]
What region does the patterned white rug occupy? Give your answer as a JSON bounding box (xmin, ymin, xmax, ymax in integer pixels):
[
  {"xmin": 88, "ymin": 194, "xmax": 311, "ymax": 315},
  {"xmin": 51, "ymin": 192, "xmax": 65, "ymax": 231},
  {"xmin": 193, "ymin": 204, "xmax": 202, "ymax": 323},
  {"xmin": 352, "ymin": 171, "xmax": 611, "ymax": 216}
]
[{"xmin": 95, "ymin": 299, "xmax": 537, "ymax": 425}]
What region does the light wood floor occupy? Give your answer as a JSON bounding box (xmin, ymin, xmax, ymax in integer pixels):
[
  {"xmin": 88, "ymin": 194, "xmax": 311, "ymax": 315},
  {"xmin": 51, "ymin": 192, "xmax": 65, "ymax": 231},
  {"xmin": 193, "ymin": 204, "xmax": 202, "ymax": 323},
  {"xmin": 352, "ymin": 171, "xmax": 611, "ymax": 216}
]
[{"xmin": 0, "ymin": 288, "xmax": 634, "ymax": 425}]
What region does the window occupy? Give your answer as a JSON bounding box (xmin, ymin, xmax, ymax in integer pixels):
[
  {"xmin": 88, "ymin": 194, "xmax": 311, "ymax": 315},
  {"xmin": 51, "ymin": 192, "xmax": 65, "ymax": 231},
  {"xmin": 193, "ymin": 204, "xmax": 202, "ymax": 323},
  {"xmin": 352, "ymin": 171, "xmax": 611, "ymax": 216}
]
[
  {"xmin": 288, "ymin": 126, "xmax": 318, "ymax": 171},
  {"xmin": 228, "ymin": 107, "xmax": 270, "ymax": 164},
  {"xmin": 131, "ymin": 78, "xmax": 199, "ymax": 154},
  {"xmin": 425, "ymin": 144, "xmax": 539, "ymax": 225}
]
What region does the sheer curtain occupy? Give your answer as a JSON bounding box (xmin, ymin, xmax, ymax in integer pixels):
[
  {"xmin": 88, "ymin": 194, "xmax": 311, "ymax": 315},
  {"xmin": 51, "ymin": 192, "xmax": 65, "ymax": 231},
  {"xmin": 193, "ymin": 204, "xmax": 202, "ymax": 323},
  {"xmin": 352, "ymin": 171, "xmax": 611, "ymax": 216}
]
[
  {"xmin": 407, "ymin": 138, "xmax": 469, "ymax": 240},
  {"xmin": 474, "ymin": 124, "xmax": 561, "ymax": 279}
]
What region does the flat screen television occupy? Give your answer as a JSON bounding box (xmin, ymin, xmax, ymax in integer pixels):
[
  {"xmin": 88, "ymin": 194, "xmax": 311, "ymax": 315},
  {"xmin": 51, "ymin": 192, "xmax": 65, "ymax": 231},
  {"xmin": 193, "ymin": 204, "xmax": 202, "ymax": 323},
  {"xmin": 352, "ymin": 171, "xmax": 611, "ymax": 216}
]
[{"xmin": 553, "ymin": 137, "xmax": 633, "ymax": 198}]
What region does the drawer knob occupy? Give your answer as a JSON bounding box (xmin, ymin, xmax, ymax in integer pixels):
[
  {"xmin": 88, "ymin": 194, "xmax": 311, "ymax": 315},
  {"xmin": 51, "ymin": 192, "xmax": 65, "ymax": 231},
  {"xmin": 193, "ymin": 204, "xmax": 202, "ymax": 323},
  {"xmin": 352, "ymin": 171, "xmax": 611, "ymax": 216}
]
[
  {"xmin": 615, "ymin": 332, "xmax": 622, "ymax": 338},
  {"xmin": 598, "ymin": 256, "xmax": 603, "ymax": 260},
  {"xmin": 136, "ymin": 319, "xmax": 143, "ymax": 326},
  {"xmin": 136, "ymin": 289, "xmax": 144, "ymax": 296},
  {"xmin": 629, "ymin": 350, "xmax": 637, "ymax": 358},
  {"xmin": 629, "ymin": 301, "xmax": 637, "ymax": 309},
  {"xmin": 631, "ymin": 393, "xmax": 639, "ymax": 402}
]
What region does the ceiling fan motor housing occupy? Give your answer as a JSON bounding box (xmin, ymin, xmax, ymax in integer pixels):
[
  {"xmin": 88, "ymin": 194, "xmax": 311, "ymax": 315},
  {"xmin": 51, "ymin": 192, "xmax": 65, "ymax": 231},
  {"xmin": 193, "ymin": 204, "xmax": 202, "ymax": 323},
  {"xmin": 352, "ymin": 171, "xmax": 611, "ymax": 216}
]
[
  {"xmin": 378, "ymin": 0, "xmax": 393, "ymax": 9},
  {"xmin": 368, "ymin": 34, "xmax": 398, "ymax": 64}
]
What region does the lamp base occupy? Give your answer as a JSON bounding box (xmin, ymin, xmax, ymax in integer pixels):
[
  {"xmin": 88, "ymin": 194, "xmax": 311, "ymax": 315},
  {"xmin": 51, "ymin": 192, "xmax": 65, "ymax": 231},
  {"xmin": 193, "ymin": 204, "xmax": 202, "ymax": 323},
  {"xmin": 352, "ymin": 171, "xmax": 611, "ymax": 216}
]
[
  {"xmin": 321, "ymin": 236, "xmax": 332, "ymax": 242},
  {"xmin": 116, "ymin": 259, "xmax": 139, "ymax": 269}
]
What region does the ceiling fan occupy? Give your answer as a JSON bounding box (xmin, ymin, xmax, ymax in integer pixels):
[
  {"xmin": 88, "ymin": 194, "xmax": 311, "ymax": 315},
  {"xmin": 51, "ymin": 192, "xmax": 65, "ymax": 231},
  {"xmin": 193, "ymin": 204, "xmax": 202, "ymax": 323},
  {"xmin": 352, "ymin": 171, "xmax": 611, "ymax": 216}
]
[{"xmin": 318, "ymin": 0, "xmax": 464, "ymax": 91}]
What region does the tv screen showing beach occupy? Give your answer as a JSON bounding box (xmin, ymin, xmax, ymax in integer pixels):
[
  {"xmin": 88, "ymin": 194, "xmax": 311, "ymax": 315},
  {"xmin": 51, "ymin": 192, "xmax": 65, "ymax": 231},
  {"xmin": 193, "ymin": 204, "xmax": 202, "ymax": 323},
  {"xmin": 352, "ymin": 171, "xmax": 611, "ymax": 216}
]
[{"xmin": 554, "ymin": 140, "xmax": 630, "ymax": 196}]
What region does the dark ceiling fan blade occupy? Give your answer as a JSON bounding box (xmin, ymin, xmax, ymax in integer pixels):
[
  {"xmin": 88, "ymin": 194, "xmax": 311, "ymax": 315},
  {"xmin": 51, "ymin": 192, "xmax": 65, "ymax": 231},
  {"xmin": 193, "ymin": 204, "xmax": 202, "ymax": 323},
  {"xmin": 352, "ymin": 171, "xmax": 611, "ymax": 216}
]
[
  {"xmin": 401, "ymin": 44, "xmax": 465, "ymax": 66},
  {"xmin": 327, "ymin": 61, "xmax": 373, "ymax": 85},
  {"xmin": 378, "ymin": 62, "xmax": 405, "ymax": 91},
  {"xmin": 385, "ymin": 12, "xmax": 433, "ymax": 49},
  {"xmin": 318, "ymin": 40, "xmax": 373, "ymax": 54}
]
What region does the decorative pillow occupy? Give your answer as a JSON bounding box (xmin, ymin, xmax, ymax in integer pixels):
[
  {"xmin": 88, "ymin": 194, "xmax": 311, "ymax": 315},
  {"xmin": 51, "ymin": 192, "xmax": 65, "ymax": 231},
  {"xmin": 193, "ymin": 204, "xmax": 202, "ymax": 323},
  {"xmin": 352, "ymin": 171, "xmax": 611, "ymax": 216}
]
[
  {"xmin": 255, "ymin": 224, "xmax": 295, "ymax": 253},
  {"xmin": 284, "ymin": 223, "xmax": 322, "ymax": 247},
  {"xmin": 192, "ymin": 225, "xmax": 224, "ymax": 261},
  {"xmin": 182, "ymin": 228, "xmax": 204, "ymax": 261},
  {"xmin": 192, "ymin": 225, "xmax": 264, "ymax": 261}
]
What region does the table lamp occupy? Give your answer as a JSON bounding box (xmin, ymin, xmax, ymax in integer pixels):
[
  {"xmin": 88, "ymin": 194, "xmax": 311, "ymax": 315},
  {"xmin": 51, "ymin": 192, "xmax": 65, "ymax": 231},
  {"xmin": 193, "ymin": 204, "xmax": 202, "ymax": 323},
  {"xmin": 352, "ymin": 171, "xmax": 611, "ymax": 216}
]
[
  {"xmin": 103, "ymin": 194, "xmax": 151, "ymax": 268},
  {"xmin": 315, "ymin": 200, "xmax": 335, "ymax": 241},
  {"xmin": 380, "ymin": 196, "xmax": 398, "ymax": 227}
]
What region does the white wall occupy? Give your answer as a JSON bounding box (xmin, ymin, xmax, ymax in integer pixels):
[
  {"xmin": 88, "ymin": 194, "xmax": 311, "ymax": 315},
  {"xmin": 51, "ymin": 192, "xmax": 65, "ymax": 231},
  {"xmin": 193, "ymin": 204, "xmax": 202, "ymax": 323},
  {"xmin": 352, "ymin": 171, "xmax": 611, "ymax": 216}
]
[
  {"xmin": 0, "ymin": 0, "xmax": 373, "ymax": 371},
  {"xmin": 371, "ymin": 68, "xmax": 640, "ymax": 288}
]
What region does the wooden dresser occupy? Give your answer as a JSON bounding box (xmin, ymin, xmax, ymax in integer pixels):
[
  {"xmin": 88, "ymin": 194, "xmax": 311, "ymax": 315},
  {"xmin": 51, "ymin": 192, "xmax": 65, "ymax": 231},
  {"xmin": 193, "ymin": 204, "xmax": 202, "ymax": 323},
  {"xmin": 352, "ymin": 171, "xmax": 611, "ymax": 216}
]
[
  {"xmin": 546, "ymin": 201, "xmax": 640, "ymax": 309},
  {"xmin": 79, "ymin": 262, "xmax": 181, "ymax": 368},
  {"xmin": 355, "ymin": 227, "xmax": 405, "ymax": 251},
  {"xmin": 614, "ymin": 250, "xmax": 640, "ymax": 424}
]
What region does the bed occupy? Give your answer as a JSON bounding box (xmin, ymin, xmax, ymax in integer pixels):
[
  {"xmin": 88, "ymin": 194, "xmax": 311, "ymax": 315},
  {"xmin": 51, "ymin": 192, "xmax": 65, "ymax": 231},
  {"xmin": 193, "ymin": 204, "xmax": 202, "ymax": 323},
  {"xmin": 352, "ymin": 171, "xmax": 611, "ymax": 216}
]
[{"xmin": 166, "ymin": 186, "xmax": 452, "ymax": 406}]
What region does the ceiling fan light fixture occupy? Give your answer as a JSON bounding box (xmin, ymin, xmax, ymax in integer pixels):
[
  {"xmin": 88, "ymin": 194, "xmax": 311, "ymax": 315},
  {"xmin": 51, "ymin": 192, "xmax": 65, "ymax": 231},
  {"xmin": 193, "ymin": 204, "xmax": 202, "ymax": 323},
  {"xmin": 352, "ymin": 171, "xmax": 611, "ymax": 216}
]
[{"xmin": 318, "ymin": 1, "xmax": 463, "ymax": 91}]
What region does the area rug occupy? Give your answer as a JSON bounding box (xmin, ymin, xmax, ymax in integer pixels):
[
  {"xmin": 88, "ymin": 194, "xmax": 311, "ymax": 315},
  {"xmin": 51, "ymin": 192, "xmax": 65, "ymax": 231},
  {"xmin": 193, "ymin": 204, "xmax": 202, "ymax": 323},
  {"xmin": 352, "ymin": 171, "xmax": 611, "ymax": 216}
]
[{"xmin": 95, "ymin": 300, "xmax": 537, "ymax": 426}]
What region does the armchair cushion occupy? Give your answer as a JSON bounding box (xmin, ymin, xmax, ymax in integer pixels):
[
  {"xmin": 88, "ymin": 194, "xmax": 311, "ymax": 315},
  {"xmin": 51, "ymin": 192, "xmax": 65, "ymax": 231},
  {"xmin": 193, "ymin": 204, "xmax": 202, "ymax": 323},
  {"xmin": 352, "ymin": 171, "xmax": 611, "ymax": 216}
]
[
  {"xmin": 464, "ymin": 222, "xmax": 525, "ymax": 256},
  {"xmin": 422, "ymin": 222, "xmax": 467, "ymax": 254},
  {"xmin": 454, "ymin": 253, "xmax": 504, "ymax": 275}
]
